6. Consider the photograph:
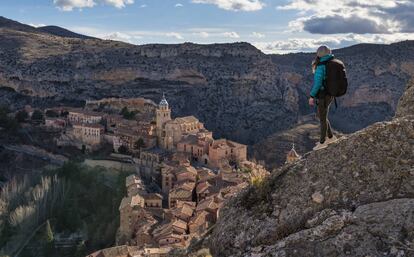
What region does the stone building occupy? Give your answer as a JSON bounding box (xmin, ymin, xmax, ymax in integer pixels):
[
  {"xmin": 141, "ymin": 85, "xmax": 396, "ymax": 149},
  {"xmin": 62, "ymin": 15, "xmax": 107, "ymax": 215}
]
[
  {"xmin": 111, "ymin": 117, "xmax": 157, "ymax": 153},
  {"xmin": 168, "ymin": 182, "xmax": 195, "ymax": 208},
  {"xmin": 136, "ymin": 148, "xmax": 169, "ymax": 182},
  {"xmin": 155, "ymin": 94, "xmax": 205, "ymax": 150},
  {"xmin": 118, "ymin": 195, "xmax": 146, "ymax": 242},
  {"xmin": 125, "ymin": 174, "xmax": 145, "ymax": 197},
  {"xmin": 161, "ymin": 163, "xmax": 177, "ymax": 194},
  {"xmin": 144, "ymin": 193, "xmax": 163, "ymax": 208},
  {"xmin": 188, "ymin": 210, "xmax": 211, "ymax": 235},
  {"xmin": 161, "ymin": 161, "xmax": 197, "ymax": 195},
  {"xmin": 68, "ymin": 109, "xmax": 102, "ymax": 124},
  {"xmin": 152, "ymin": 219, "xmax": 189, "ymax": 248},
  {"xmin": 207, "ymin": 139, "xmax": 247, "ymax": 168},
  {"xmin": 45, "ymin": 117, "xmax": 67, "ymax": 129},
  {"xmin": 72, "ymin": 123, "xmax": 104, "ymax": 147},
  {"xmin": 196, "ymin": 181, "xmax": 215, "ymax": 202},
  {"xmin": 286, "ymin": 143, "xmax": 301, "ymax": 164},
  {"xmin": 168, "ymin": 201, "xmax": 195, "ymax": 222},
  {"xmin": 176, "ymin": 131, "xmax": 213, "ymax": 164}
]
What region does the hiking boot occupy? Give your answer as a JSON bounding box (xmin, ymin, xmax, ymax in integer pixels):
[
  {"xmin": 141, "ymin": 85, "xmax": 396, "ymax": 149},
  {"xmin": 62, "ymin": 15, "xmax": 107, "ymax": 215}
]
[
  {"xmin": 325, "ymin": 135, "xmax": 338, "ymax": 145},
  {"xmin": 313, "ymin": 141, "xmax": 328, "ymax": 151}
]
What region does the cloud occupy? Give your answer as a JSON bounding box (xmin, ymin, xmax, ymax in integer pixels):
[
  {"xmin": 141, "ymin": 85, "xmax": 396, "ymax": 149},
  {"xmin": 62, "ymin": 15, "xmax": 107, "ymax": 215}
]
[
  {"xmin": 165, "ymin": 32, "xmax": 184, "ymax": 40},
  {"xmin": 175, "ymin": 3, "xmax": 183, "ymax": 7},
  {"xmin": 253, "ymin": 33, "xmax": 414, "ymax": 54},
  {"xmin": 29, "ymin": 23, "xmax": 47, "ymax": 28},
  {"xmin": 191, "ymin": 0, "xmax": 264, "ymax": 11},
  {"xmin": 221, "ymin": 31, "xmax": 240, "ymax": 38},
  {"xmin": 193, "ymin": 31, "xmax": 210, "ymax": 38},
  {"xmin": 53, "ymin": 0, "xmax": 134, "ymax": 11},
  {"xmin": 302, "ymin": 15, "xmax": 390, "ymax": 34},
  {"xmin": 278, "ymin": 0, "xmax": 413, "ymax": 34},
  {"xmin": 140, "ymin": 4, "xmax": 147, "ymax": 8},
  {"xmin": 251, "ymin": 32, "xmax": 265, "ymax": 38}
]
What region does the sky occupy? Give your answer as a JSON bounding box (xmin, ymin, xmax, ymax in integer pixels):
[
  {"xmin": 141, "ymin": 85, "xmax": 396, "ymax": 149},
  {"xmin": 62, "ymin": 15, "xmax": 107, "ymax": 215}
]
[{"xmin": 2, "ymin": 0, "xmax": 414, "ymax": 54}]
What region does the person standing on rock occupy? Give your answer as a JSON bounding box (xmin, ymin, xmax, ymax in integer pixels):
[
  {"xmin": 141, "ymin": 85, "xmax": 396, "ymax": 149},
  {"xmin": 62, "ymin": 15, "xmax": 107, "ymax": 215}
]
[{"xmin": 309, "ymin": 45, "xmax": 348, "ymax": 150}]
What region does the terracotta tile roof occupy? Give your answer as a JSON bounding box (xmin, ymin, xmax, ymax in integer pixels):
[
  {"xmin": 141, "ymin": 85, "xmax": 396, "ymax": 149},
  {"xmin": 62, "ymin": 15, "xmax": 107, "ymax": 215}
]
[
  {"xmin": 177, "ymin": 164, "xmax": 198, "ymax": 176},
  {"xmin": 144, "ymin": 193, "xmax": 164, "ymax": 200},
  {"xmin": 176, "ymin": 201, "xmax": 196, "ymax": 208},
  {"xmin": 68, "ymin": 108, "xmax": 102, "ymax": 117},
  {"xmin": 72, "ymin": 122, "xmax": 104, "ymax": 129},
  {"xmin": 169, "ymin": 188, "xmax": 193, "ymax": 199},
  {"xmin": 119, "ymin": 195, "xmax": 144, "ymax": 210},
  {"xmin": 189, "ymin": 210, "xmax": 210, "ymax": 226},
  {"xmin": 125, "ymin": 174, "xmax": 141, "ymax": 187},
  {"xmin": 172, "ymin": 204, "xmax": 195, "ymax": 218},
  {"xmin": 196, "ymin": 181, "xmax": 212, "ymax": 194},
  {"xmin": 175, "ymin": 116, "xmax": 199, "ymax": 124},
  {"xmin": 211, "ymin": 139, "xmax": 246, "ymax": 149},
  {"xmin": 176, "ymin": 182, "xmax": 196, "ymax": 191},
  {"xmin": 197, "ymin": 168, "xmax": 216, "ymax": 181},
  {"xmin": 196, "ymin": 197, "xmax": 219, "ymax": 212},
  {"xmin": 172, "ymin": 219, "xmax": 188, "ymax": 230}
]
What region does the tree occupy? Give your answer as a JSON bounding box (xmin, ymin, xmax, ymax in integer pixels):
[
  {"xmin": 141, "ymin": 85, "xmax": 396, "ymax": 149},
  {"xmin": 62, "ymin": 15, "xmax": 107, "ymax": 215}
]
[
  {"xmin": 120, "ymin": 107, "xmax": 129, "ymax": 117},
  {"xmin": 15, "ymin": 110, "xmax": 28, "ymax": 123},
  {"xmin": 31, "ymin": 110, "xmax": 44, "ymax": 121},
  {"xmin": 134, "ymin": 138, "xmax": 146, "ymax": 150},
  {"xmin": 118, "ymin": 145, "xmax": 129, "ymax": 155},
  {"xmin": 74, "ymin": 241, "xmax": 87, "ymax": 257},
  {"xmin": 44, "ymin": 220, "xmax": 54, "ymax": 243},
  {"xmin": 120, "ymin": 107, "xmax": 136, "ymax": 120},
  {"xmin": 45, "ymin": 110, "xmax": 59, "ymax": 118},
  {"xmin": 0, "ymin": 106, "xmax": 18, "ymax": 132},
  {"xmin": 43, "ymin": 220, "xmax": 54, "ymax": 256}
]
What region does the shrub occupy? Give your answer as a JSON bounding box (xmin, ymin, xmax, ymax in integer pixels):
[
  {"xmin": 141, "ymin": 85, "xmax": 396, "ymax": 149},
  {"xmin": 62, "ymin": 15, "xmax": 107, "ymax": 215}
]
[
  {"xmin": 45, "ymin": 110, "xmax": 59, "ymax": 118},
  {"xmin": 15, "ymin": 110, "xmax": 28, "ymax": 123},
  {"xmin": 31, "ymin": 110, "xmax": 44, "ymax": 121}
]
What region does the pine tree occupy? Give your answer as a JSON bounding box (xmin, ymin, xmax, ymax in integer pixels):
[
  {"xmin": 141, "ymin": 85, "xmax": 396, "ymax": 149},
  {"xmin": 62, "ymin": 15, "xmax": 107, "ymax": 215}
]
[
  {"xmin": 44, "ymin": 220, "xmax": 54, "ymax": 243},
  {"xmin": 43, "ymin": 220, "xmax": 54, "ymax": 256}
]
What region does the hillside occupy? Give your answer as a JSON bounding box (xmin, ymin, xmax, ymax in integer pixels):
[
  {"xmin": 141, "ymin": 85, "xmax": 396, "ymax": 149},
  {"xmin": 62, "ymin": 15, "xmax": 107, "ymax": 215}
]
[
  {"xmin": 37, "ymin": 25, "xmax": 95, "ymax": 39},
  {"xmin": 207, "ymin": 79, "xmax": 414, "ymax": 257},
  {"xmin": 0, "ymin": 17, "xmax": 414, "ymax": 161}
]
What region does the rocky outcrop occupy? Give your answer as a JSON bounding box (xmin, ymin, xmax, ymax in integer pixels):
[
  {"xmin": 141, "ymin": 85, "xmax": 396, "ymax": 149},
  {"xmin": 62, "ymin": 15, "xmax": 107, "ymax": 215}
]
[
  {"xmin": 396, "ymin": 79, "xmax": 414, "ymax": 118},
  {"xmin": 251, "ymin": 115, "xmax": 339, "ymax": 167},
  {"xmin": 208, "ymin": 79, "xmax": 414, "ymax": 257}
]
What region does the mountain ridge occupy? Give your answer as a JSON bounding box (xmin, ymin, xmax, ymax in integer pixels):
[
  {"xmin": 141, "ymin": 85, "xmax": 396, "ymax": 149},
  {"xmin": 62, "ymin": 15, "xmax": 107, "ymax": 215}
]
[{"xmin": 0, "ymin": 16, "xmax": 92, "ymax": 39}]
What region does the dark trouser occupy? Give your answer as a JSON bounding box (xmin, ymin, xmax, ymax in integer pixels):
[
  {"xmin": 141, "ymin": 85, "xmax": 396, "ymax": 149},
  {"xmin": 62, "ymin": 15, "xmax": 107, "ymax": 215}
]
[{"xmin": 317, "ymin": 94, "xmax": 334, "ymax": 143}]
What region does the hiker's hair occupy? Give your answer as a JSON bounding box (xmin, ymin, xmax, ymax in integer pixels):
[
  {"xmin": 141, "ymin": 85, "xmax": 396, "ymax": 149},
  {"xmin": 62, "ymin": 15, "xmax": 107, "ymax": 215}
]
[
  {"xmin": 311, "ymin": 57, "xmax": 320, "ymax": 74},
  {"xmin": 316, "ymin": 45, "xmax": 332, "ymax": 58}
]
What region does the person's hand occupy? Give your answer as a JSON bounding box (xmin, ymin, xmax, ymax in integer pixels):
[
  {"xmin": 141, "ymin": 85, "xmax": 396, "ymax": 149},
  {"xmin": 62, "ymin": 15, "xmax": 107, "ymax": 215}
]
[{"xmin": 309, "ymin": 97, "xmax": 315, "ymax": 107}]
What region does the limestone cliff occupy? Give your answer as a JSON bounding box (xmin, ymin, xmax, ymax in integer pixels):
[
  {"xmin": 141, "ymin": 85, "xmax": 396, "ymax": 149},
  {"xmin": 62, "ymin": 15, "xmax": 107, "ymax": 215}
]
[{"xmin": 207, "ymin": 79, "xmax": 414, "ymax": 257}]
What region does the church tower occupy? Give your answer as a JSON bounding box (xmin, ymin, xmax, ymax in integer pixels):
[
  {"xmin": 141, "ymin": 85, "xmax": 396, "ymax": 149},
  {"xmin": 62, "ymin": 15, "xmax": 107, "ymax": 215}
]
[
  {"xmin": 156, "ymin": 93, "xmax": 171, "ymax": 146},
  {"xmin": 286, "ymin": 143, "xmax": 301, "ymax": 164}
]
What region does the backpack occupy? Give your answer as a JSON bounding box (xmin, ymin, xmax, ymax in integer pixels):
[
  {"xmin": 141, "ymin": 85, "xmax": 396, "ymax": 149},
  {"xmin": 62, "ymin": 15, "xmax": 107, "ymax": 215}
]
[{"xmin": 319, "ymin": 58, "xmax": 348, "ymax": 97}]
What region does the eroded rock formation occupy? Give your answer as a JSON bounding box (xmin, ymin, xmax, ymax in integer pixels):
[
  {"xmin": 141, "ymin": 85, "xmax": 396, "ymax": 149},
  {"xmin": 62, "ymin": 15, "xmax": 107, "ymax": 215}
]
[{"xmin": 208, "ymin": 79, "xmax": 414, "ymax": 257}]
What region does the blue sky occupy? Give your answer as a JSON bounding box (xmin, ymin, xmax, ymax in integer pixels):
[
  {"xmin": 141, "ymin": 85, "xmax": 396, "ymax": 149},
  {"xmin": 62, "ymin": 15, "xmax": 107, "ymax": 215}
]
[{"xmin": 2, "ymin": 0, "xmax": 414, "ymax": 53}]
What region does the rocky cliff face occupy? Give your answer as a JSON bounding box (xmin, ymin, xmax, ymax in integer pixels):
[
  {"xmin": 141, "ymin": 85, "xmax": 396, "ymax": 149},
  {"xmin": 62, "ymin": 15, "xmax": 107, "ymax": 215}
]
[
  {"xmin": 396, "ymin": 79, "xmax": 414, "ymax": 118},
  {"xmin": 207, "ymin": 79, "xmax": 414, "ymax": 257},
  {"xmin": 1, "ymin": 18, "xmax": 414, "ymax": 150}
]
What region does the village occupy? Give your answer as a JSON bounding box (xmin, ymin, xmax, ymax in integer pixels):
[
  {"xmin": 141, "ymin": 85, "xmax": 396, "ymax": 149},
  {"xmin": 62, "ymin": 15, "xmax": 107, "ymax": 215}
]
[{"xmin": 9, "ymin": 94, "xmax": 300, "ymax": 257}]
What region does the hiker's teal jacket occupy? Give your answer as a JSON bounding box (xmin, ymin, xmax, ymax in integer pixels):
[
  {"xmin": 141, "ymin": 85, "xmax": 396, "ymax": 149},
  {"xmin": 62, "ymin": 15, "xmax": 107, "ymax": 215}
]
[{"xmin": 310, "ymin": 54, "xmax": 334, "ymax": 98}]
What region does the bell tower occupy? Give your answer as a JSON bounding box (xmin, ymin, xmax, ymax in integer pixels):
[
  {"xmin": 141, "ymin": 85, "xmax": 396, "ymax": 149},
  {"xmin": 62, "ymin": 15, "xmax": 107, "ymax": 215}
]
[{"xmin": 156, "ymin": 93, "xmax": 171, "ymax": 146}]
